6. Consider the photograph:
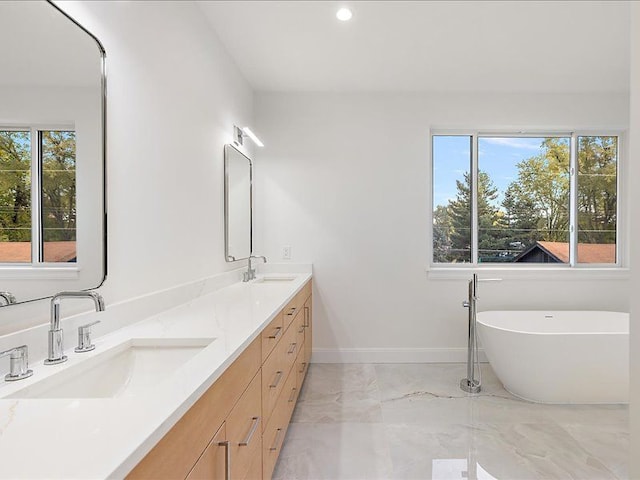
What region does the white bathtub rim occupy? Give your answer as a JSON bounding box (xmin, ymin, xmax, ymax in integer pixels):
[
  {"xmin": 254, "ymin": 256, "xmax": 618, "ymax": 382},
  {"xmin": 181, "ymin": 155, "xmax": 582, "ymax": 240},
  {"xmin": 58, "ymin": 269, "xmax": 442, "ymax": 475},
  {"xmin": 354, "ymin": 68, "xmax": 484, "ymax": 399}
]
[{"xmin": 477, "ymin": 310, "xmax": 629, "ymax": 335}]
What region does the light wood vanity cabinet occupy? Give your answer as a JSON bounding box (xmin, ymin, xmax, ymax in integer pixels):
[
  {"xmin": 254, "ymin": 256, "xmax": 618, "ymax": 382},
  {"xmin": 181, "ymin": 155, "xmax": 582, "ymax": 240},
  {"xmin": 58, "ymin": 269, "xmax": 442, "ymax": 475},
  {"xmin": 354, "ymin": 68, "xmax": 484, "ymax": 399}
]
[{"xmin": 127, "ymin": 279, "xmax": 312, "ymax": 480}]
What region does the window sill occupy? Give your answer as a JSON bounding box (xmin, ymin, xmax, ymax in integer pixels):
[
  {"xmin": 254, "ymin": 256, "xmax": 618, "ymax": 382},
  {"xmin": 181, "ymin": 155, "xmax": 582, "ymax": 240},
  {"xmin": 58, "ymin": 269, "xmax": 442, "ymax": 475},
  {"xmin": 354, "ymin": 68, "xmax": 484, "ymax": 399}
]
[
  {"xmin": 0, "ymin": 266, "xmax": 80, "ymax": 280},
  {"xmin": 427, "ymin": 266, "xmax": 630, "ymax": 281}
]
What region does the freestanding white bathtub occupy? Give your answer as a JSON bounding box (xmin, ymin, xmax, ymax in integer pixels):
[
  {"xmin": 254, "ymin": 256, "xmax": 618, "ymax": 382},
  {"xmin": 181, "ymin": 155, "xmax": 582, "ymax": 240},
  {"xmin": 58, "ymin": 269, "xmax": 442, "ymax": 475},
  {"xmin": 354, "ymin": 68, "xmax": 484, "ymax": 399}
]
[{"xmin": 477, "ymin": 310, "xmax": 629, "ymax": 404}]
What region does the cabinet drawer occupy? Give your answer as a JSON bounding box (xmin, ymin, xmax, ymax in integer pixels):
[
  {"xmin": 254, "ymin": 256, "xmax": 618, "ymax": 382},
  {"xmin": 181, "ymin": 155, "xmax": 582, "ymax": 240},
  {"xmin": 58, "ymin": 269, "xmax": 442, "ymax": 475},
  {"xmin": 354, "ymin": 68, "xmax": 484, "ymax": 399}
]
[
  {"xmin": 281, "ymin": 318, "xmax": 299, "ymax": 374},
  {"xmin": 261, "ymin": 341, "xmax": 286, "ymax": 430},
  {"xmin": 186, "ymin": 423, "xmax": 227, "ymax": 480},
  {"xmin": 262, "ymin": 386, "xmax": 292, "ymax": 480},
  {"xmin": 294, "ymin": 310, "xmax": 305, "ymax": 361},
  {"xmin": 282, "ymin": 362, "xmax": 298, "ymax": 420},
  {"xmin": 261, "ymin": 312, "xmax": 284, "ymax": 363},
  {"xmin": 128, "ymin": 337, "xmax": 261, "ymax": 480},
  {"xmin": 227, "ymin": 372, "xmax": 262, "ymax": 480},
  {"xmin": 296, "ymin": 343, "xmax": 308, "ymax": 394},
  {"xmin": 281, "ymin": 295, "xmax": 302, "ymax": 330}
]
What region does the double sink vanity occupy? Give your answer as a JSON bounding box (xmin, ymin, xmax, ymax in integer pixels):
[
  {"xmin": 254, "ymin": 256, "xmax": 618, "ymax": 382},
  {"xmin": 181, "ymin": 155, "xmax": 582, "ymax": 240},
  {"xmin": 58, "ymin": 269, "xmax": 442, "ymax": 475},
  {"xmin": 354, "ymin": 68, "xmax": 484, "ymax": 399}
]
[
  {"xmin": 0, "ymin": 3, "xmax": 306, "ymax": 478},
  {"xmin": 0, "ymin": 272, "xmax": 312, "ymax": 479}
]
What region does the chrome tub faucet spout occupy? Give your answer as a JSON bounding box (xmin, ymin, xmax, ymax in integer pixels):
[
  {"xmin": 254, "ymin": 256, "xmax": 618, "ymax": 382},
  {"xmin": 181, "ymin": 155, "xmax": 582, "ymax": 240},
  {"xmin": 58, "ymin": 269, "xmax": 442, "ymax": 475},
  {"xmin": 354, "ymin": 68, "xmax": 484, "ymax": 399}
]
[
  {"xmin": 45, "ymin": 291, "xmax": 105, "ymax": 365},
  {"xmin": 460, "ymin": 275, "xmax": 501, "ymax": 394}
]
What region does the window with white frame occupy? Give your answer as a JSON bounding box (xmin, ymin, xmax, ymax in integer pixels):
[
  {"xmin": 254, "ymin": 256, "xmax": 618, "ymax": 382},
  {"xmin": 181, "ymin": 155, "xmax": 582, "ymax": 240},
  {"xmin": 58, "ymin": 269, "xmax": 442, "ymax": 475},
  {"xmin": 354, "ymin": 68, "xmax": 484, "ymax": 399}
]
[
  {"xmin": 0, "ymin": 128, "xmax": 77, "ymax": 264},
  {"xmin": 432, "ymin": 133, "xmax": 618, "ymax": 266}
]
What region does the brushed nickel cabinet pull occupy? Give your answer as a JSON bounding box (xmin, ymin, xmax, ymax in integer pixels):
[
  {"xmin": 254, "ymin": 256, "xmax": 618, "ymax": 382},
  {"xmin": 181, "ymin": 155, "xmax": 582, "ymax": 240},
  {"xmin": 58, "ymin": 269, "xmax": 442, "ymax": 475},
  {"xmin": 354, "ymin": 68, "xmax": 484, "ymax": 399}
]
[
  {"xmin": 268, "ymin": 326, "xmax": 283, "ymax": 339},
  {"xmin": 269, "ymin": 370, "xmax": 284, "ymax": 388},
  {"xmin": 239, "ymin": 416, "xmax": 260, "ymax": 446},
  {"xmin": 288, "ymin": 387, "xmax": 297, "ymax": 403},
  {"xmin": 287, "ymin": 342, "xmax": 297, "ymax": 355},
  {"xmin": 286, "ymin": 307, "xmax": 297, "ymax": 316},
  {"xmin": 217, "ymin": 440, "xmax": 230, "ymax": 480},
  {"xmin": 303, "ymin": 306, "xmax": 310, "ymax": 327},
  {"xmin": 299, "ymin": 362, "xmax": 306, "ymax": 374},
  {"xmin": 270, "ymin": 428, "xmax": 283, "ymax": 451}
]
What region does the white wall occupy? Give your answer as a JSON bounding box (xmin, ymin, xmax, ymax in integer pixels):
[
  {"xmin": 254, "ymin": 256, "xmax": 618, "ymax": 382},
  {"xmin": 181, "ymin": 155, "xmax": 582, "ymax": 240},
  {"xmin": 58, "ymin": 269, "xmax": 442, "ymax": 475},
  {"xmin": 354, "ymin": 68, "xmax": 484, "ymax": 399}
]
[
  {"xmin": 0, "ymin": 0, "xmax": 253, "ymax": 333},
  {"xmin": 628, "ymin": 3, "xmax": 640, "ymax": 477},
  {"xmin": 254, "ymin": 92, "xmax": 630, "ymax": 362}
]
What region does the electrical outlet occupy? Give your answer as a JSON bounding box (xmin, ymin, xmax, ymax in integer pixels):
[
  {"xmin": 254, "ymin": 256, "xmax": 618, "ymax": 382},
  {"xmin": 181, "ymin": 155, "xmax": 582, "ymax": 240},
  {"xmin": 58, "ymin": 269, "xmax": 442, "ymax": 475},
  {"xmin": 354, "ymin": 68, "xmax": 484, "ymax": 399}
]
[{"xmin": 282, "ymin": 245, "xmax": 291, "ymax": 260}]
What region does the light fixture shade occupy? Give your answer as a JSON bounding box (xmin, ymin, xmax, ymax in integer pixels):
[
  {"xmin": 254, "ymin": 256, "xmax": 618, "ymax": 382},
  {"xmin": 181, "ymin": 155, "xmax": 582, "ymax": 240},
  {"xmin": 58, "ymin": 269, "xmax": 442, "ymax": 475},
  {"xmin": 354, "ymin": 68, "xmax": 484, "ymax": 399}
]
[
  {"xmin": 233, "ymin": 125, "xmax": 264, "ymax": 147},
  {"xmin": 242, "ymin": 127, "xmax": 264, "ymax": 147}
]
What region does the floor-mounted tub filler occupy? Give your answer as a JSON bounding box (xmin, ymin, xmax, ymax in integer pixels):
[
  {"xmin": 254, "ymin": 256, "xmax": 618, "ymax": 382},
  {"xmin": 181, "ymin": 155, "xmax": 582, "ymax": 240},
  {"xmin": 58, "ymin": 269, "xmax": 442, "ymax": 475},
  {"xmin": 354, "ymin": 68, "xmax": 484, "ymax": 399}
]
[
  {"xmin": 459, "ymin": 274, "xmax": 501, "ymax": 394},
  {"xmin": 477, "ymin": 310, "xmax": 629, "ymax": 404}
]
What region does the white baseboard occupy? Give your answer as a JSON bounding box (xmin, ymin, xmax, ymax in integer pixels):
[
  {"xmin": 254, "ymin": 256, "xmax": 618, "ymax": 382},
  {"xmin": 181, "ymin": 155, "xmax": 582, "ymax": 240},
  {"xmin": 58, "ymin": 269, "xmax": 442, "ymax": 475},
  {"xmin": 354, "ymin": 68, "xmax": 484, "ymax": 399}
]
[{"xmin": 311, "ymin": 348, "xmax": 488, "ymax": 364}]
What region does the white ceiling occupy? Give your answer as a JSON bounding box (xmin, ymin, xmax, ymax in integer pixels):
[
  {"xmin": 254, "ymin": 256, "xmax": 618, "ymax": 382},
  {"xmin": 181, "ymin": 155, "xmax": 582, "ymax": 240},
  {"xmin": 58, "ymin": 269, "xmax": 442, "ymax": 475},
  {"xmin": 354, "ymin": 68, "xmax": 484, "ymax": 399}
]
[{"xmin": 198, "ymin": 1, "xmax": 630, "ymax": 93}]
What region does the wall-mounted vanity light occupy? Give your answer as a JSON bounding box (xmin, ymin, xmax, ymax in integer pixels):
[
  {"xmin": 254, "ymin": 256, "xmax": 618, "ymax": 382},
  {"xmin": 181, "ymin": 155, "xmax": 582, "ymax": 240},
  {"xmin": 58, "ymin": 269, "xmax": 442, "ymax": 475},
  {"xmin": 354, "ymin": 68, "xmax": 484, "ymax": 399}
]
[{"xmin": 233, "ymin": 125, "xmax": 264, "ymax": 147}]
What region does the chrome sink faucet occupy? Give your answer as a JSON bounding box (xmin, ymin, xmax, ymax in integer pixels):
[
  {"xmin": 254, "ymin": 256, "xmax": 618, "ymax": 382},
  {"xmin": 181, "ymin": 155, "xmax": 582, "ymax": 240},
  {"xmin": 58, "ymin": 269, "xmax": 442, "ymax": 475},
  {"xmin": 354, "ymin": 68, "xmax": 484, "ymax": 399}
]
[
  {"xmin": 45, "ymin": 291, "xmax": 105, "ymax": 365},
  {"xmin": 243, "ymin": 255, "xmax": 267, "ymax": 282}
]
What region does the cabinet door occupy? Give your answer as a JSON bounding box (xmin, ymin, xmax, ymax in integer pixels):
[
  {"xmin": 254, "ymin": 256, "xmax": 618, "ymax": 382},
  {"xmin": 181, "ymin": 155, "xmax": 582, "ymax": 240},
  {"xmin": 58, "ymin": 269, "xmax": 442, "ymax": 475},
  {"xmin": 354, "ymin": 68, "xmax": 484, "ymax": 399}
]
[
  {"xmin": 294, "ymin": 313, "xmax": 307, "ymax": 395},
  {"xmin": 243, "ymin": 451, "xmax": 262, "ymax": 480},
  {"xmin": 262, "ymin": 393, "xmax": 289, "ymax": 480},
  {"xmin": 227, "ymin": 372, "xmax": 262, "ymax": 480},
  {"xmin": 186, "ymin": 422, "xmax": 228, "ymax": 480},
  {"xmin": 303, "ymin": 296, "xmax": 312, "ymax": 366}
]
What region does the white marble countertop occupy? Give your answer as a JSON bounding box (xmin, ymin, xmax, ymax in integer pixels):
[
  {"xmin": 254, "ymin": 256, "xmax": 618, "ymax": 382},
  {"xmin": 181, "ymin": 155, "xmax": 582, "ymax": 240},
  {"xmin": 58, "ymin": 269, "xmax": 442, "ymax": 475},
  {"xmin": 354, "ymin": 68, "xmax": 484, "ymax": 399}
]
[{"xmin": 0, "ymin": 272, "xmax": 311, "ymax": 479}]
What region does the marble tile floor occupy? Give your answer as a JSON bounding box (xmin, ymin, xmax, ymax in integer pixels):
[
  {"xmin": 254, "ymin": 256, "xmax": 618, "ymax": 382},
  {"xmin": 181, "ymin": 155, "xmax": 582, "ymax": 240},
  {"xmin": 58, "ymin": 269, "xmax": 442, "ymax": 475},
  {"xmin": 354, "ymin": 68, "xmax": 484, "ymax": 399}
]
[{"xmin": 273, "ymin": 363, "xmax": 629, "ymax": 480}]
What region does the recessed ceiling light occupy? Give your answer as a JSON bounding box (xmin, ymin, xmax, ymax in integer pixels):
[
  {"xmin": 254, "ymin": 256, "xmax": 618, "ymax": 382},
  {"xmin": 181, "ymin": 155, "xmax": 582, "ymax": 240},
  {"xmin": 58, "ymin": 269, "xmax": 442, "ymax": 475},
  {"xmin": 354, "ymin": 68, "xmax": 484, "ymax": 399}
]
[{"xmin": 336, "ymin": 7, "xmax": 353, "ymax": 22}]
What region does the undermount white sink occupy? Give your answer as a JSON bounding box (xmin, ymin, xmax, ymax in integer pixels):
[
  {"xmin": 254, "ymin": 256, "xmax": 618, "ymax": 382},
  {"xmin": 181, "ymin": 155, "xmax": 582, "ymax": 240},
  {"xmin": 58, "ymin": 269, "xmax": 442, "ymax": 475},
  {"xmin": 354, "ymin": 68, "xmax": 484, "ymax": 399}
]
[
  {"xmin": 253, "ymin": 275, "xmax": 297, "ymax": 283},
  {"xmin": 8, "ymin": 337, "xmax": 215, "ymax": 399}
]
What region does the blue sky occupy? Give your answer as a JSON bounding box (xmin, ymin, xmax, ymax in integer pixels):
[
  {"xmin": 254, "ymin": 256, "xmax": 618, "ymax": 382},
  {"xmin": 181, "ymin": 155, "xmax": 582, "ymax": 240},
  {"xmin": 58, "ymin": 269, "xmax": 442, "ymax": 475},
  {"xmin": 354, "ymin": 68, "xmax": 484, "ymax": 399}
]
[{"xmin": 433, "ymin": 136, "xmax": 568, "ymax": 209}]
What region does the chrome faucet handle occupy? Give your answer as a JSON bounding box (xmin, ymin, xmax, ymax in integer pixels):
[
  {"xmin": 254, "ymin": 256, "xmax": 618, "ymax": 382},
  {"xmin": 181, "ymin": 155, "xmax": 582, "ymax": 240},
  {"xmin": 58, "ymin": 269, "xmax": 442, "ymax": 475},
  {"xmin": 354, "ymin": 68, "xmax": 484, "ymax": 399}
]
[
  {"xmin": 46, "ymin": 291, "xmax": 105, "ymax": 365},
  {"xmin": 0, "ymin": 345, "xmax": 33, "ymax": 381},
  {"xmin": 75, "ymin": 320, "xmax": 101, "ymax": 353}
]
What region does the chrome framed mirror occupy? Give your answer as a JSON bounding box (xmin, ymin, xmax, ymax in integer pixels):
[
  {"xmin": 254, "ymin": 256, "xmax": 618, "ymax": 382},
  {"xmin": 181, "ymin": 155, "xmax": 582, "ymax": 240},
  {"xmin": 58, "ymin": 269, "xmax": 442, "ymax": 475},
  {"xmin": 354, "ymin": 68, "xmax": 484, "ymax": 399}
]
[
  {"xmin": 0, "ymin": 0, "xmax": 106, "ymax": 306},
  {"xmin": 224, "ymin": 144, "xmax": 252, "ymax": 262}
]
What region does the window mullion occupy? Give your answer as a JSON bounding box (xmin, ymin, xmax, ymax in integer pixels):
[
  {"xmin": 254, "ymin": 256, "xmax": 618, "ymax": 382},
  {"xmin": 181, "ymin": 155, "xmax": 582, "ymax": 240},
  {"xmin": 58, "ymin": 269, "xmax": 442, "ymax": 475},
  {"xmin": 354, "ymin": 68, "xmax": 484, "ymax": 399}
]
[
  {"xmin": 569, "ymin": 133, "xmax": 577, "ymax": 266},
  {"xmin": 471, "ymin": 134, "xmax": 479, "ymax": 265},
  {"xmin": 30, "ymin": 129, "xmax": 42, "ymax": 264}
]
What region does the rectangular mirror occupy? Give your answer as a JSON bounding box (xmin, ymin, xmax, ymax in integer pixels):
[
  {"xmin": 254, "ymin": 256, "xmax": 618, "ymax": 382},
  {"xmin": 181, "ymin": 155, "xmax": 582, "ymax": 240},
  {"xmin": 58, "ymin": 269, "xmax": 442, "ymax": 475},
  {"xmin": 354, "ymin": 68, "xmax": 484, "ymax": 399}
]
[
  {"xmin": 224, "ymin": 144, "xmax": 252, "ymax": 262},
  {"xmin": 0, "ymin": 1, "xmax": 106, "ymax": 306}
]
